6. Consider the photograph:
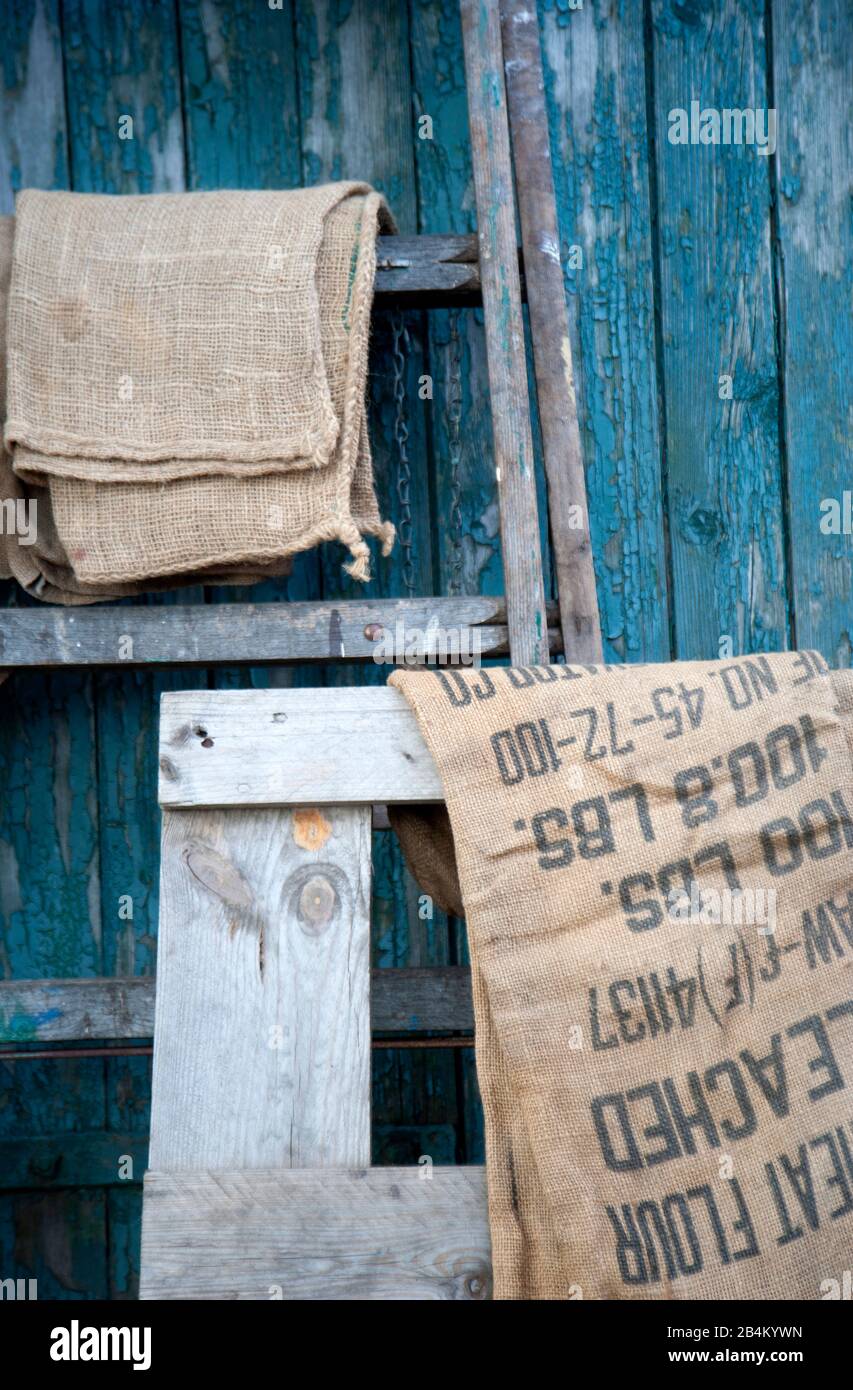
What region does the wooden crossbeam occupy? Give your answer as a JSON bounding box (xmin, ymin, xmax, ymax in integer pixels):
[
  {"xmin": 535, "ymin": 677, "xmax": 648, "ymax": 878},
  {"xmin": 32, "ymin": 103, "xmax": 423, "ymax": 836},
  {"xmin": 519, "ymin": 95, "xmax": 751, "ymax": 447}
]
[
  {"xmin": 0, "ymin": 596, "xmax": 561, "ymax": 670},
  {"xmin": 140, "ymin": 1168, "xmax": 490, "ymax": 1300},
  {"xmin": 158, "ymin": 686, "xmax": 442, "ymax": 808}
]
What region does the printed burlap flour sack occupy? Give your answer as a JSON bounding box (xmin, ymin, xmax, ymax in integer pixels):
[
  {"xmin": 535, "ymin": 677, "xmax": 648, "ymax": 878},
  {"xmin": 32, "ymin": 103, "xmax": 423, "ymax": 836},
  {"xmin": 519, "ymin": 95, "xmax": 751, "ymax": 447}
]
[
  {"xmin": 2, "ymin": 184, "xmax": 393, "ymax": 599},
  {"xmin": 389, "ymin": 652, "xmax": 853, "ymax": 1299}
]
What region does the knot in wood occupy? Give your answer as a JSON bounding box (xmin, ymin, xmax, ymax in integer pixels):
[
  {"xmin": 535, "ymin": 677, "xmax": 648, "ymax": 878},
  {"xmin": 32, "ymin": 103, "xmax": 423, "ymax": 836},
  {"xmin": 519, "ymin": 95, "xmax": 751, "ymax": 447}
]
[
  {"xmin": 465, "ymin": 1268, "xmax": 490, "ymax": 1300},
  {"xmin": 297, "ymin": 874, "xmax": 337, "ymax": 932}
]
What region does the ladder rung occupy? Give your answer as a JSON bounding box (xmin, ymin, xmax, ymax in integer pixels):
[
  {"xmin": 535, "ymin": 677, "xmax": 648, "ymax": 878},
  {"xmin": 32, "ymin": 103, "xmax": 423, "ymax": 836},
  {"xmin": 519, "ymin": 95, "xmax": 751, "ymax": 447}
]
[
  {"xmin": 375, "ymin": 233, "xmax": 482, "ymax": 306},
  {"xmin": 0, "ymin": 595, "xmax": 561, "ymax": 670}
]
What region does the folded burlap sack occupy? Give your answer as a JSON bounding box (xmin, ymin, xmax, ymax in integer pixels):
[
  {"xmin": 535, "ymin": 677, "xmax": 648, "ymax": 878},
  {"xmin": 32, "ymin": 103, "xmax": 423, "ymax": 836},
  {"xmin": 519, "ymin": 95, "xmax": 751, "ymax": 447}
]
[
  {"xmin": 390, "ymin": 652, "xmax": 853, "ymax": 1299},
  {"xmin": 2, "ymin": 206, "xmax": 295, "ymax": 602},
  {"xmin": 2, "ymin": 185, "xmax": 394, "ymax": 600}
]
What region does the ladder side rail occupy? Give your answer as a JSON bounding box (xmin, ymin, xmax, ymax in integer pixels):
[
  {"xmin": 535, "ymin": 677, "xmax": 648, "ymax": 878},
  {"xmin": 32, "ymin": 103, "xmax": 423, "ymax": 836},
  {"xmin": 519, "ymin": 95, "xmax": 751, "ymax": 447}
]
[
  {"xmin": 500, "ymin": 1, "xmax": 603, "ymax": 663},
  {"xmin": 460, "ymin": 0, "xmax": 550, "ymax": 667}
]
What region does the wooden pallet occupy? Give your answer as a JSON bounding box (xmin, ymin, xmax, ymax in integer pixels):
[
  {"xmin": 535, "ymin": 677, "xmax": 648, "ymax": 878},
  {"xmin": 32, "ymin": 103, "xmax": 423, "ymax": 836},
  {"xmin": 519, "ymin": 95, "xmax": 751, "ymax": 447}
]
[{"xmin": 140, "ymin": 687, "xmax": 489, "ymax": 1299}]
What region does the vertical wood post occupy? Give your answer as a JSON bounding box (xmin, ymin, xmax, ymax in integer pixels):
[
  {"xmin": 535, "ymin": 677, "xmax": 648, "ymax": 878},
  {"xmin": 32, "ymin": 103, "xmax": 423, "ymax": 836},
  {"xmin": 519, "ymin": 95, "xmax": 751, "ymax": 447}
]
[
  {"xmin": 460, "ymin": 0, "xmax": 550, "ymax": 667},
  {"xmin": 500, "ymin": 0, "xmax": 603, "ymax": 663},
  {"xmin": 148, "ymin": 805, "xmax": 372, "ymax": 1171}
]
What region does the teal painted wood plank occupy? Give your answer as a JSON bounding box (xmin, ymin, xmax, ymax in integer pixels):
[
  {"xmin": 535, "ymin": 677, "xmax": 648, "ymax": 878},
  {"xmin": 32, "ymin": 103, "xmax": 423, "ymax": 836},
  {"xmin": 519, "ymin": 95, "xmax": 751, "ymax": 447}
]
[
  {"xmin": 0, "ymin": 1189, "xmax": 108, "ymax": 1298},
  {"xmin": 180, "ymin": 0, "xmax": 301, "ymax": 190},
  {"xmin": 56, "ymin": 0, "xmax": 190, "ymax": 1299},
  {"xmin": 0, "ymin": 0, "xmax": 69, "ymax": 214},
  {"xmin": 297, "ymin": 0, "xmax": 415, "ymax": 214},
  {"xmin": 0, "ymin": 16, "xmax": 107, "ymax": 1300},
  {"xmin": 62, "ymin": 0, "xmax": 183, "ymax": 192},
  {"xmin": 409, "ymin": 3, "xmax": 503, "ymax": 600},
  {"xmin": 0, "ymin": 1130, "xmax": 147, "ymax": 1188},
  {"xmin": 540, "ymin": 0, "xmax": 670, "ymax": 662},
  {"xmin": 408, "ymin": 0, "xmax": 494, "ymax": 1156},
  {"xmin": 178, "ymin": 0, "xmax": 322, "ymax": 686},
  {"xmin": 0, "ymin": 676, "xmax": 102, "ymax": 982},
  {"xmin": 650, "ymin": 0, "xmax": 790, "ymax": 658},
  {"xmin": 771, "ymin": 0, "xmax": 852, "ymax": 667},
  {"xmin": 94, "ymin": 669, "xmax": 160, "ymax": 981},
  {"xmin": 108, "ymin": 1185, "xmax": 142, "ymax": 1299},
  {"xmin": 60, "ymin": 0, "xmax": 194, "ymax": 986}
]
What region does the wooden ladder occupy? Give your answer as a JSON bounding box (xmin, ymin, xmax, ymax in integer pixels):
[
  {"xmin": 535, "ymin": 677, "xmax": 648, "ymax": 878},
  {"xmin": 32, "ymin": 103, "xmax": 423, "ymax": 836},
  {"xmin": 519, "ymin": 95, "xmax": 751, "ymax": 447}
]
[{"xmin": 1, "ymin": 1, "xmax": 602, "ymax": 1298}]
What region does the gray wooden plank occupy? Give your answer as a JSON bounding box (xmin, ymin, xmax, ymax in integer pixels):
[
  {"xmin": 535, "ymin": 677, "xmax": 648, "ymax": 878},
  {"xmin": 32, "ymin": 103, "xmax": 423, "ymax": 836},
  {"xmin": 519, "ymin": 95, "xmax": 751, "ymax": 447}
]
[
  {"xmin": 0, "ymin": 596, "xmax": 561, "ymax": 669},
  {"xmin": 139, "ymin": 1166, "xmax": 490, "ymax": 1300},
  {"xmin": 500, "ymin": 1, "xmax": 603, "ymax": 664},
  {"xmin": 371, "ymin": 966, "xmax": 473, "ymax": 1034},
  {"xmin": 375, "ymin": 234, "xmax": 481, "ymax": 303},
  {"xmin": 158, "ymin": 687, "xmax": 442, "ymax": 809},
  {"xmin": 0, "ymin": 977, "xmax": 154, "ymax": 1041},
  {"xmin": 459, "ymin": 0, "xmax": 549, "ymax": 666},
  {"xmin": 149, "ymin": 806, "xmax": 372, "ymax": 1170},
  {"xmin": 0, "ymin": 966, "xmax": 474, "ymax": 1043}
]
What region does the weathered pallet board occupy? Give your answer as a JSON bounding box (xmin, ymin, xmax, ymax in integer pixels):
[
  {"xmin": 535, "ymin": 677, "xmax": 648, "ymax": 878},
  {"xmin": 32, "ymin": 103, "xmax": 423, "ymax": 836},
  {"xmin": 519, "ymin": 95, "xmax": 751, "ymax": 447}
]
[
  {"xmin": 140, "ymin": 1167, "xmax": 490, "ymax": 1301},
  {"xmin": 150, "ymin": 805, "xmax": 372, "ymax": 1171},
  {"xmin": 0, "ymin": 967, "xmax": 475, "ymax": 1044},
  {"xmin": 0, "ymin": 596, "xmax": 560, "ymax": 669},
  {"xmin": 158, "ymin": 687, "xmax": 442, "ymax": 808}
]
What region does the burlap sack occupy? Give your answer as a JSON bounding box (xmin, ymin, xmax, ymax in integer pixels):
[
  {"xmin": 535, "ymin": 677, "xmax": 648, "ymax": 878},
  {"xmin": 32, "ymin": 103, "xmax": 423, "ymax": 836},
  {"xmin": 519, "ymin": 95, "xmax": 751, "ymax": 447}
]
[
  {"xmin": 0, "ymin": 208, "xmax": 295, "ymax": 601},
  {"xmin": 4, "ymin": 185, "xmax": 393, "ymax": 591},
  {"xmin": 390, "ymin": 653, "xmax": 853, "ymax": 1299}
]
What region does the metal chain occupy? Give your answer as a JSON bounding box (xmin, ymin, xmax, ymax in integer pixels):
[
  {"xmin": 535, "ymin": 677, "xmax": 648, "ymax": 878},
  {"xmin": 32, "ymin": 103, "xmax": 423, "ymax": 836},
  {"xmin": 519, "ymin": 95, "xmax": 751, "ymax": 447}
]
[
  {"xmin": 391, "ymin": 312, "xmax": 416, "ymax": 596},
  {"xmin": 446, "ymin": 310, "xmax": 464, "ymax": 596}
]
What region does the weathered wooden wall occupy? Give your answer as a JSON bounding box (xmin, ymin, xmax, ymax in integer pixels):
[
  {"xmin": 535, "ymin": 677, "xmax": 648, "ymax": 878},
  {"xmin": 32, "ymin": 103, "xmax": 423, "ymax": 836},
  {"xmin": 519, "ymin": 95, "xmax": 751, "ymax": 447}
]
[{"xmin": 0, "ymin": 0, "xmax": 849, "ymax": 1298}]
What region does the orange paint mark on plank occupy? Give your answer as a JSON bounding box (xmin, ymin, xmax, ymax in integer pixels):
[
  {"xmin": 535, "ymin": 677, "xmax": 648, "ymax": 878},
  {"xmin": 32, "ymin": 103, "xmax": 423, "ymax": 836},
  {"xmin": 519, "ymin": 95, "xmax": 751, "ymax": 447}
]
[{"xmin": 292, "ymin": 808, "xmax": 332, "ymax": 852}]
